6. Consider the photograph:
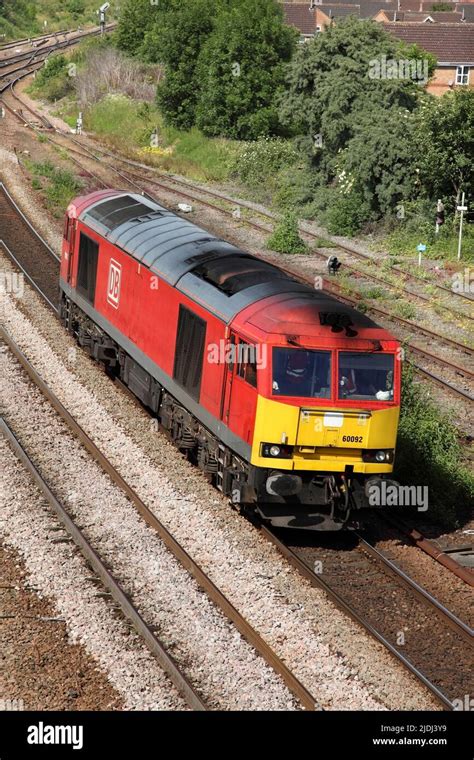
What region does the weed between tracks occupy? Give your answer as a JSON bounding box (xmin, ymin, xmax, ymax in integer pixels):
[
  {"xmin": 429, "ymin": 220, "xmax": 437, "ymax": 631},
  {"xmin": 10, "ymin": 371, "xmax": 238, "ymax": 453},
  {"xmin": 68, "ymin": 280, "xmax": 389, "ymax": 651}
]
[{"xmin": 25, "ymin": 159, "xmax": 84, "ymax": 217}]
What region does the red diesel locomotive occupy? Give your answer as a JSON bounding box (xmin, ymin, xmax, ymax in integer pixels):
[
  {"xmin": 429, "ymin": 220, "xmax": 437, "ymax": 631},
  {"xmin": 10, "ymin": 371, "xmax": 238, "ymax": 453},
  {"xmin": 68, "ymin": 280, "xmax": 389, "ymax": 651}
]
[{"xmin": 60, "ymin": 190, "xmax": 401, "ymax": 530}]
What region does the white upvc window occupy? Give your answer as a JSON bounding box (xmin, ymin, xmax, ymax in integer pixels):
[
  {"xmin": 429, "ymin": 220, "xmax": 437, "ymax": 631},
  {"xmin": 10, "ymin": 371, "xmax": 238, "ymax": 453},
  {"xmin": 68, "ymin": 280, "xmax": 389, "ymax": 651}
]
[{"xmin": 455, "ymin": 66, "xmax": 470, "ymax": 85}]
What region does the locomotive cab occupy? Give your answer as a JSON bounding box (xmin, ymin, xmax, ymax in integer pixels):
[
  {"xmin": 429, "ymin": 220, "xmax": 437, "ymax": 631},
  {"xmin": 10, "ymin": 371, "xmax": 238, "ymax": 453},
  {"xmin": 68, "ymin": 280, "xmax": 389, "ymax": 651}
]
[{"xmin": 231, "ymin": 297, "xmax": 401, "ymax": 531}]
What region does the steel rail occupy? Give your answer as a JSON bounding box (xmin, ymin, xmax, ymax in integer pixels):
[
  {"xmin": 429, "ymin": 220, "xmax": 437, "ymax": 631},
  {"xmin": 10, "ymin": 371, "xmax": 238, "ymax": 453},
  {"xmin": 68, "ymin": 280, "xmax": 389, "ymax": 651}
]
[
  {"xmin": 0, "ymin": 240, "xmax": 59, "ymax": 313},
  {"xmin": 356, "ymin": 534, "xmax": 473, "ymax": 643},
  {"xmin": 0, "ymin": 325, "xmax": 321, "ymax": 711},
  {"xmin": 260, "ymin": 524, "xmax": 454, "ymax": 710},
  {"xmin": 0, "ymin": 182, "xmax": 59, "ymax": 261},
  {"xmin": 0, "ymin": 30, "xmax": 68, "ymax": 51},
  {"xmin": 380, "ymin": 513, "xmax": 474, "ymax": 588},
  {"xmin": 0, "ymin": 415, "xmax": 208, "ymax": 712}
]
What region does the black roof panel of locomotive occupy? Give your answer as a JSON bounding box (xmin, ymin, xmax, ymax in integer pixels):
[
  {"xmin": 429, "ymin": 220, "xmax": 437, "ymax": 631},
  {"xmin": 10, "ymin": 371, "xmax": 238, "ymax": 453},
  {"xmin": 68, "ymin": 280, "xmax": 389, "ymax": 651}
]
[
  {"xmin": 84, "ymin": 196, "xmax": 163, "ymax": 232},
  {"xmin": 79, "ymin": 193, "xmax": 378, "ymax": 325},
  {"xmin": 192, "ymin": 254, "xmax": 289, "ymax": 296}
]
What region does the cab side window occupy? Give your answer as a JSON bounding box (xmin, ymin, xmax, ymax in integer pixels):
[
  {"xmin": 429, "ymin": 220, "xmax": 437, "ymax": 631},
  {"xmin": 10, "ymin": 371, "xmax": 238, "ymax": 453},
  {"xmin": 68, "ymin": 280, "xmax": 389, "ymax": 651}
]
[{"xmin": 236, "ymin": 341, "xmax": 257, "ymax": 388}]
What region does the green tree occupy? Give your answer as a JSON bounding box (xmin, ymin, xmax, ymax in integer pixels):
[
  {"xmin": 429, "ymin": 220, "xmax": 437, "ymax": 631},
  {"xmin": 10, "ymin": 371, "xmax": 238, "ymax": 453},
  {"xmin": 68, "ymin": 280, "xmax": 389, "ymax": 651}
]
[
  {"xmin": 0, "ymin": 0, "xmax": 35, "ymax": 28},
  {"xmin": 116, "ymin": 0, "xmax": 161, "ymax": 57},
  {"xmin": 279, "ymin": 18, "xmax": 433, "ymax": 225},
  {"xmin": 194, "ymin": 0, "xmax": 296, "ymax": 139},
  {"xmin": 414, "ymin": 88, "xmax": 474, "ymax": 209},
  {"xmin": 280, "ymin": 19, "xmax": 423, "ymax": 149},
  {"xmin": 338, "ymin": 102, "xmax": 420, "ymax": 218},
  {"xmin": 144, "ymin": 0, "xmax": 220, "ymax": 130}
]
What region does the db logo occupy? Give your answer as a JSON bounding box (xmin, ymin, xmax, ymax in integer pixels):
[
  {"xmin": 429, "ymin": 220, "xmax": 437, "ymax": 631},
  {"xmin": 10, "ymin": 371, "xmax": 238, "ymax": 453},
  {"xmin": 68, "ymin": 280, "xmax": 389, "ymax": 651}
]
[{"xmin": 107, "ymin": 259, "xmax": 121, "ymax": 308}]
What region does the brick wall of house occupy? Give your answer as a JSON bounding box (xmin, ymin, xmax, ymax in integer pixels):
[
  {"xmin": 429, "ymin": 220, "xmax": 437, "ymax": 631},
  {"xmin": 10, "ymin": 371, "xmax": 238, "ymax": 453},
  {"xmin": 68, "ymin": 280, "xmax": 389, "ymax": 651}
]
[{"xmin": 428, "ymin": 66, "xmax": 473, "ymax": 94}]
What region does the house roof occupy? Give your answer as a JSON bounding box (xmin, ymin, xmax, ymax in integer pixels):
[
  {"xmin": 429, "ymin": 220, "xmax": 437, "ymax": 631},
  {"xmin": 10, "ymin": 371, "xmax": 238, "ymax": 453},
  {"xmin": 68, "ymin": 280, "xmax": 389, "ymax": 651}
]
[
  {"xmin": 382, "ymin": 21, "xmax": 474, "ymax": 63},
  {"xmin": 389, "ymin": 10, "xmax": 464, "ymax": 20},
  {"xmin": 281, "ymin": 1, "xmax": 400, "ymax": 27},
  {"xmin": 359, "ymin": 0, "xmax": 398, "ymax": 17},
  {"xmin": 316, "ymin": 4, "xmax": 362, "ymax": 17},
  {"xmin": 457, "ymin": 3, "xmax": 474, "ymax": 20},
  {"xmin": 281, "ymin": 3, "xmax": 318, "ymax": 34}
]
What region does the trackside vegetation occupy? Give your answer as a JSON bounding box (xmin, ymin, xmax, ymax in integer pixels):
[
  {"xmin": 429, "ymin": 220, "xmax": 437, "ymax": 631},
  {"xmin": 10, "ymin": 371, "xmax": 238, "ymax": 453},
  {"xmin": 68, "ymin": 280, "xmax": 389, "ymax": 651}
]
[
  {"xmin": 0, "ymin": 0, "xmax": 106, "ymax": 39},
  {"xmin": 395, "ymin": 365, "xmax": 473, "ymax": 528}
]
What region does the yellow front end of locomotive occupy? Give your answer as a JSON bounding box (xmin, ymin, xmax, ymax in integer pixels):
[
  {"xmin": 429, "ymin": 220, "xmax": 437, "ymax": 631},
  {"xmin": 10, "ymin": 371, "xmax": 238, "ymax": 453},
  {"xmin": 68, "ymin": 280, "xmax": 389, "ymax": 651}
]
[{"xmin": 250, "ymin": 396, "xmax": 399, "ymax": 473}]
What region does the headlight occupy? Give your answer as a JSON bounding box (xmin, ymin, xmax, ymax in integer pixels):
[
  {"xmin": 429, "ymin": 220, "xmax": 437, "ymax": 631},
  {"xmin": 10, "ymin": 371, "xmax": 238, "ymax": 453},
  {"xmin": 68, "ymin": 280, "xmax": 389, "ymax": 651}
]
[
  {"xmin": 261, "ymin": 443, "xmax": 294, "ymax": 459},
  {"xmin": 362, "ymin": 450, "xmax": 394, "ymax": 464}
]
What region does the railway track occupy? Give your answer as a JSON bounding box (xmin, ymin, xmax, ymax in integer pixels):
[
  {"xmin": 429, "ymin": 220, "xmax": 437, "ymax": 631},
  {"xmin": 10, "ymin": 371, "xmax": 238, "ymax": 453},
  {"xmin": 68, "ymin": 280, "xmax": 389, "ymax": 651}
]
[
  {"xmin": 377, "ymin": 513, "xmax": 474, "ymax": 588},
  {"xmin": 0, "ymin": 324, "xmax": 321, "ymax": 711},
  {"xmin": 0, "ymin": 414, "xmax": 208, "ymax": 711},
  {"xmin": 262, "ymin": 525, "xmax": 472, "ymax": 709},
  {"xmin": 0, "ymin": 183, "xmax": 60, "ymax": 309},
  {"xmin": 1, "ymin": 180, "xmax": 471, "ymax": 712},
  {"xmin": 0, "ymin": 29, "xmax": 69, "ymax": 52}
]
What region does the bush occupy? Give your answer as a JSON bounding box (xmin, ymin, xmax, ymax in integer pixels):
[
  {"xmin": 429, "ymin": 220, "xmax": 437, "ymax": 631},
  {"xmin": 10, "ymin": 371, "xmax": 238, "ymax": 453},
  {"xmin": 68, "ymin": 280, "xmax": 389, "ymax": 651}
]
[
  {"xmin": 228, "ymin": 138, "xmax": 300, "ymax": 191},
  {"xmin": 325, "ymin": 191, "xmax": 372, "ymax": 236},
  {"xmin": 267, "ymin": 213, "xmax": 307, "ymax": 254},
  {"xmin": 395, "ymin": 365, "xmax": 473, "ymax": 527},
  {"xmin": 67, "ymin": 0, "xmax": 86, "ymax": 18},
  {"xmin": 28, "ymin": 55, "xmax": 74, "ymax": 101},
  {"xmin": 393, "ymin": 301, "xmax": 417, "ymax": 320}
]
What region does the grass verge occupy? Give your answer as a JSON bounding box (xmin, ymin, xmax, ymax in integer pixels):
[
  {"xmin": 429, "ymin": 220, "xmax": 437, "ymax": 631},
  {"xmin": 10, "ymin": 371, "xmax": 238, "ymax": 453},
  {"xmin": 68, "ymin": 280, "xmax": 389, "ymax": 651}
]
[{"xmin": 395, "ymin": 364, "xmax": 473, "ymax": 529}]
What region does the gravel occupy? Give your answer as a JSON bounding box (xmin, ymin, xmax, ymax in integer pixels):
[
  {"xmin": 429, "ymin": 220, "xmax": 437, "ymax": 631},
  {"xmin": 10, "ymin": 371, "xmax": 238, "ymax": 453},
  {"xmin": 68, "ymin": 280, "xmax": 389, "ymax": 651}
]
[
  {"xmin": 0, "ymin": 435, "xmax": 186, "ymax": 711},
  {"xmin": 0, "ymin": 543, "xmax": 124, "ymax": 711},
  {"xmin": 0, "ymin": 351, "xmax": 300, "ymax": 711},
  {"xmin": 0, "ymin": 252, "xmax": 441, "ymax": 711}
]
